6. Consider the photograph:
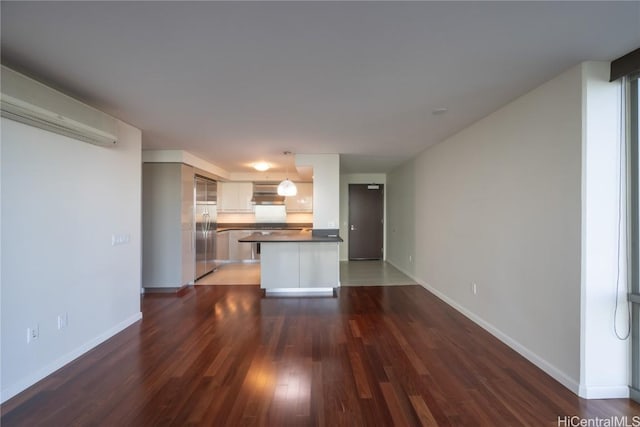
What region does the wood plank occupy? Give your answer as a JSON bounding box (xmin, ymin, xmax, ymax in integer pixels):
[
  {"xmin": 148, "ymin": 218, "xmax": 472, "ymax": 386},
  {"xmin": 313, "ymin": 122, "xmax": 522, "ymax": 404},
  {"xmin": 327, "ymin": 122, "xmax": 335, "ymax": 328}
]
[
  {"xmin": 409, "ymin": 394, "xmax": 439, "ymax": 427},
  {"xmin": 348, "ymin": 350, "xmax": 372, "ymax": 398},
  {"xmin": 380, "ymin": 381, "xmax": 412, "ymax": 426},
  {"xmin": 1, "ymin": 285, "xmax": 639, "ymax": 426}
]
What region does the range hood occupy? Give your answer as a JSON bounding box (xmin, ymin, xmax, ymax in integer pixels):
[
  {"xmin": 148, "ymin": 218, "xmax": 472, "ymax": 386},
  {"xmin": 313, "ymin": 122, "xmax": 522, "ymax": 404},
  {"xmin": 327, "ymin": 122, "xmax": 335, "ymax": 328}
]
[{"xmin": 252, "ymin": 183, "xmax": 285, "ymax": 205}]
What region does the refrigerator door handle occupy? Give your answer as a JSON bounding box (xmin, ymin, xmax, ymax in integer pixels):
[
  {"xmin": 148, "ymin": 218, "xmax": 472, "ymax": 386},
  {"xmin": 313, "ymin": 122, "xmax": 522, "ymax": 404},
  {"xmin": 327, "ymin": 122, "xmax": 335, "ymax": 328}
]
[{"xmin": 202, "ymin": 211, "xmax": 209, "ymax": 234}]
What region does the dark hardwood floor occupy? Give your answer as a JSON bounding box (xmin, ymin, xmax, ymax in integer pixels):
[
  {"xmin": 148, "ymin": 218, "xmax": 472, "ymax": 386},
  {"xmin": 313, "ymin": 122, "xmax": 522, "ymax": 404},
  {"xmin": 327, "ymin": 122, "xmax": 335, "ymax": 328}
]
[{"xmin": 2, "ymin": 285, "xmax": 639, "ymax": 426}]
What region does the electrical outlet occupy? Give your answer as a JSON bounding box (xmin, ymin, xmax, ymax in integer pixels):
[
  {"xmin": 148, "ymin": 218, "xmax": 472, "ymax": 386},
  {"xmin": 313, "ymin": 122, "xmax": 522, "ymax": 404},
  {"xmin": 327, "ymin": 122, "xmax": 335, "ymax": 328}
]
[
  {"xmin": 472, "ymin": 282, "xmax": 478, "ymax": 295},
  {"xmin": 27, "ymin": 325, "xmax": 39, "ymax": 343},
  {"xmin": 57, "ymin": 313, "xmax": 68, "ymax": 330}
]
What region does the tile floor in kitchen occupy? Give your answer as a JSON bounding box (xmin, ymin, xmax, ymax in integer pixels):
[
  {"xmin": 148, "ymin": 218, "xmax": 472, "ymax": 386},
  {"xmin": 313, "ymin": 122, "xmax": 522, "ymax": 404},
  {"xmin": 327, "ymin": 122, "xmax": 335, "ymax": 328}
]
[{"xmin": 195, "ymin": 260, "xmax": 415, "ymax": 286}]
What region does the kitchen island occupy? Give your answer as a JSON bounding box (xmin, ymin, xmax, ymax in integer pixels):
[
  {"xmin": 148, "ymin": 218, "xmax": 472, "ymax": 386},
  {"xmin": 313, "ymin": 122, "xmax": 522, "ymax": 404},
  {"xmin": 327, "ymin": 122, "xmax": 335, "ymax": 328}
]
[
  {"xmin": 239, "ymin": 230, "xmax": 342, "ymax": 295},
  {"xmin": 216, "ymin": 223, "xmax": 312, "ymax": 263}
]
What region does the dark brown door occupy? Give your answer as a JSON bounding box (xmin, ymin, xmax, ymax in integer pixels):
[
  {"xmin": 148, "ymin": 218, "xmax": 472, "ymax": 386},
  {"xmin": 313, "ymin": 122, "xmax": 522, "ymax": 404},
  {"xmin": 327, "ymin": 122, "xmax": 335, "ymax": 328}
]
[{"xmin": 349, "ymin": 184, "xmax": 384, "ymax": 260}]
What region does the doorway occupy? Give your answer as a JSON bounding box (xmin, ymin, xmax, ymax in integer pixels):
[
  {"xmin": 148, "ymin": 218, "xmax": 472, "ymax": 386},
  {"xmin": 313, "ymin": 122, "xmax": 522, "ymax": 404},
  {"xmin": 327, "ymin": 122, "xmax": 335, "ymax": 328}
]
[{"xmin": 348, "ymin": 184, "xmax": 384, "ymax": 260}]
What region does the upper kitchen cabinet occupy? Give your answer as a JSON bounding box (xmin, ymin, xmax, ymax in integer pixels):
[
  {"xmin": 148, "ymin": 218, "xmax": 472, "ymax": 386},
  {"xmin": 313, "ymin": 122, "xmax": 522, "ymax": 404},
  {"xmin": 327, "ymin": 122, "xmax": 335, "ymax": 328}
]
[
  {"xmin": 218, "ymin": 182, "xmax": 254, "ymax": 212},
  {"xmin": 285, "ymin": 182, "xmax": 313, "ymax": 212}
]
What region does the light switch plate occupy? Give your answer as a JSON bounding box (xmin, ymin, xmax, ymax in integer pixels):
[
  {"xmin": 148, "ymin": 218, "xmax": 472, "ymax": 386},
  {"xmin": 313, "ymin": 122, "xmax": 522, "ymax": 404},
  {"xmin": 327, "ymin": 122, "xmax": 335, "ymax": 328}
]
[{"xmin": 111, "ymin": 233, "xmax": 131, "ymax": 246}]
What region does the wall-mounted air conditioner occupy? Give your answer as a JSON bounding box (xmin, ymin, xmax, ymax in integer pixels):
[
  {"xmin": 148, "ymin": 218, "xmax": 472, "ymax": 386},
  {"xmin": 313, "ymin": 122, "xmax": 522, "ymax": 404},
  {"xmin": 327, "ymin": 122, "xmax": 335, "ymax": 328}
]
[{"xmin": 0, "ymin": 65, "xmax": 118, "ymax": 146}]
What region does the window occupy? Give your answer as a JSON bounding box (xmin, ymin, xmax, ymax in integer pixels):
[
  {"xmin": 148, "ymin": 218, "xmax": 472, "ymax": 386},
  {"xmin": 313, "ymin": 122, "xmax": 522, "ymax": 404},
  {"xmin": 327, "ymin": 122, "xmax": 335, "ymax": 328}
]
[
  {"xmin": 610, "ymin": 46, "xmax": 640, "ymax": 402},
  {"xmin": 627, "ymin": 72, "xmax": 640, "ymax": 402}
]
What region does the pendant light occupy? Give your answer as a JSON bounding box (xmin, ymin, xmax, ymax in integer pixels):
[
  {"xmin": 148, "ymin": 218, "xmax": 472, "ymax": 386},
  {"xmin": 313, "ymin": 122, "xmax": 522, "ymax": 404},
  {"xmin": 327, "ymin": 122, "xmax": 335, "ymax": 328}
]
[{"xmin": 277, "ymin": 151, "xmax": 298, "ymax": 196}]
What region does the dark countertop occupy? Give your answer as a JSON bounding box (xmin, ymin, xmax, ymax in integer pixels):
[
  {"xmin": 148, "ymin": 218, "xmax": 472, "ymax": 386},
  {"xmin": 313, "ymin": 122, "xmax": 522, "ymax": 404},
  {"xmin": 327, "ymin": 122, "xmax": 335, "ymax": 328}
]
[
  {"xmin": 238, "ymin": 230, "xmax": 343, "ymax": 243},
  {"xmin": 217, "ymin": 222, "xmax": 312, "ymax": 232}
]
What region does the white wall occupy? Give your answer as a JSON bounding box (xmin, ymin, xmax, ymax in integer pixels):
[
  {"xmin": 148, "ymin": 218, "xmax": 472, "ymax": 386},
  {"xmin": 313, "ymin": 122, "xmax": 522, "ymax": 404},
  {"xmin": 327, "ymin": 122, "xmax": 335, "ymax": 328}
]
[
  {"xmin": 296, "ymin": 154, "xmax": 340, "ymax": 230},
  {"xmin": 339, "ymin": 173, "xmax": 386, "ymax": 260},
  {"xmin": 1, "ymin": 118, "xmax": 142, "ymax": 402},
  {"xmin": 387, "ymin": 61, "xmax": 630, "ymax": 398},
  {"xmin": 386, "ymin": 162, "xmax": 417, "ymax": 271},
  {"xmin": 580, "ymin": 62, "xmax": 628, "ymax": 398},
  {"xmin": 387, "ymin": 64, "xmax": 584, "ymax": 392}
]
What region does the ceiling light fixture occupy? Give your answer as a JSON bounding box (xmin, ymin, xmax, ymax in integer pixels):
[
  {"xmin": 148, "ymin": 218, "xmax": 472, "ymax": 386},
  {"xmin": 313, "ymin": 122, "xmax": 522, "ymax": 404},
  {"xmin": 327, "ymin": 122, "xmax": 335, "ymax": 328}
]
[
  {"xmin": 253, "ymin": 161, "xmax": 270, "ymax": 172},
  {"xmin": 277, "ymin": 151, "xmax": 297, "ymax": 197}
]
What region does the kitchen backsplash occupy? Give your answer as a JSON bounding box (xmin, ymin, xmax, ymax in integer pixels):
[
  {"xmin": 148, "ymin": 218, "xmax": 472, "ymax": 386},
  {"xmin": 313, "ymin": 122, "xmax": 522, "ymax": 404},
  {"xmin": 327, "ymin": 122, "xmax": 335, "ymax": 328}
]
[{"xmin": 217, "ymin": 212, "xmax": 313, "ymax": 224}]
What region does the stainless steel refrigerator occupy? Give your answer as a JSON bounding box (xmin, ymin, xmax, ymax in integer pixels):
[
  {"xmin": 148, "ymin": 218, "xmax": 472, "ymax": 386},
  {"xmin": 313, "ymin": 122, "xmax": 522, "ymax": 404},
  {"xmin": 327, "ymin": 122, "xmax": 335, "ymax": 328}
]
[{"xmin": 195, "ymin": 176, "xmax": 217, "ymax": 279}]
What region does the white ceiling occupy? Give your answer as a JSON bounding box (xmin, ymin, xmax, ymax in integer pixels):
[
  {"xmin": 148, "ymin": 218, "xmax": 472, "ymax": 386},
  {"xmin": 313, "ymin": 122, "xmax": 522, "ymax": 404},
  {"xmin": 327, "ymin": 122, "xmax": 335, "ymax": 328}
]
[{"xmin": 2, "ymin": 1, "xmax": 639, "ymax": 175}]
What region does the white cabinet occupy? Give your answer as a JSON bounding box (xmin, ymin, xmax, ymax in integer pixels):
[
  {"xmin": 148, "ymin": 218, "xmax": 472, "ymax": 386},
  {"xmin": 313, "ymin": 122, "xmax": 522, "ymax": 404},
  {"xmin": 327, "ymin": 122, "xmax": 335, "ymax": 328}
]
[
  {"xmin": 218, "ymin": 182, "xmax": 253, "ymax": 212},
  {"xmin": 299, "ymin": 243, "xmax": 339, "ymax": 287},
  {"xmin": 285, "ymin": 182, "xmax": 313, "ymax": 212},
  {"xmin": 216, "ymin": 231, "xmax": 229, "ymax": 261},
  {"xmin": 142, "ymin": 163, "xmax": 195, "ymax": 289},
  {"xmin": 217, "ymin": 229, "xmax": 258, "ymax": 262},
  {"xmin": 180, "ymin": 169, "xmax": 195, "ymax": 286},
  {"xmin": 228, "ymin": 230, "xmax": 254, "ymax": 261},
  {"xmin": 261, "ymin": 243, "xmax": 300, "ymax": 288},
  {"xmin": 260, "ymin": 242, "xmax": 340, "ymax": 289}
]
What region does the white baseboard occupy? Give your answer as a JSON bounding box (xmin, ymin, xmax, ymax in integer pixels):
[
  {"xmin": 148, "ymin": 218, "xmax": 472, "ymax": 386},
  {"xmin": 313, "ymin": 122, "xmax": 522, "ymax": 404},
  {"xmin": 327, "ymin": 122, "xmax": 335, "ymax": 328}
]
[
  {"xmin": 579, "ymin": 385, "xmax": 629, "ymax": 399},
  {"xmin": 1, "ymin": 312, "xmax": 143, "ymax": 403},
  {"xmin": 386, "ymin": 260, "xmax": 582, "ymax": 396}
]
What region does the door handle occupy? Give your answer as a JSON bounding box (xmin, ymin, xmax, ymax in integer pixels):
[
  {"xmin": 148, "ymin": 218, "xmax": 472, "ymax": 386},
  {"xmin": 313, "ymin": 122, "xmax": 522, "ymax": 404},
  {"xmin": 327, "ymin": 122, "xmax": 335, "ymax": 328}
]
[{"xmin": 202, "ymin": 212, "xmax": 209, "ymax": 234}]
